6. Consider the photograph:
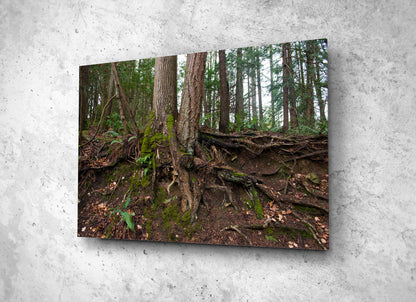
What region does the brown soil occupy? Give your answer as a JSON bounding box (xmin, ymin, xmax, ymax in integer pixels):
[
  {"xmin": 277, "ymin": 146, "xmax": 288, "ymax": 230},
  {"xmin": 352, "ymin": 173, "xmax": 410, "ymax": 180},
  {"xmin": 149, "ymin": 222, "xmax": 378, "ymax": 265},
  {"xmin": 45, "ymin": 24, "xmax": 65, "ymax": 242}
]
[{"xmin": 78, "ymin": 129, "xmax": 329, "ymax": 250}]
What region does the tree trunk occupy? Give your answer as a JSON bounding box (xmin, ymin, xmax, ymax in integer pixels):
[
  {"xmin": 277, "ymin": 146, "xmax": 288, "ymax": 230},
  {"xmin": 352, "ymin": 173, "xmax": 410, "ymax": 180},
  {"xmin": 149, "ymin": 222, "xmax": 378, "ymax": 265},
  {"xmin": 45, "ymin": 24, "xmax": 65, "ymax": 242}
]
[
  {"xmin": 269, "ymin": 46, "xmax": 275, "ymax": 128},
  {"xmin": 282, "ymin": 43, "xmax": 289, "ymax": 132},
  {"xmin": 177, "ymin": 52, "xmax": 207, "ymax": 153},
  {"xmin": 218, "ymin": 50, "xmax": 230, "ymax": 133},
  {"xmin": 153, "ymin": 56, "xmax": 178, "ymax": 133},
  {"xmin": 79, "ymin": 65, "xmax": 89, "ymax": 144},
  {"xmin": 92, "ymin": 83, "xmax": 99, "ymax": 124},
  {"xmin": 247, "ymin": 74, "xmax": 251, "ymax": 122},
  {"xmin": 296, "ymin": 43, "xmax": 305, "ymax": 118},
  {"xmin": 250, "ymin": 63, "xmax": 258, "ymax": 128},
  {"xmin": 314, "ymin": 42, "xmax": 326, "ymax": 123},
  {"xmin": 305, "ymin": 41, "xmax": 315, "ymax": 127},
  {"xmin": 235, "ymin": 48, "xmax": 244, "ymax": 125},
  {"xmin": 256, "ymin": 50, "xmax": 263, "ymax": 125},
  {"xmin": 111, "ymin": 62, "xmax": 139, "ymax": 134},
  {"xmin": 103, "ymin": 70, "xmax": 114, "ymax": 129},
  {"xmin": 287, "ymin": 43, "xmax": 298, "ymax": 128}
]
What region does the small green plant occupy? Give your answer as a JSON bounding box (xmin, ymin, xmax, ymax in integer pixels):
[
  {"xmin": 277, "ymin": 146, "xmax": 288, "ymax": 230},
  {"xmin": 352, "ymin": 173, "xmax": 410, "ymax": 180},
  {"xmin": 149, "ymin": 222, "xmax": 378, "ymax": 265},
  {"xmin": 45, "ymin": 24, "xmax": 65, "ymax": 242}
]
[
  {"xmin": 136, "ymin": 153, "xmax": 153, "ymax": 176},
  {"xmin": 104, "ymin": 112, "xmax": 123, "ymax": 132},
  {"xmin": 109, "ymin": 195, "xmax": 135, "ymax": 232},
  {"xmin": 265, "ymin": 235, "xmax": 278, "ymax": 243}
]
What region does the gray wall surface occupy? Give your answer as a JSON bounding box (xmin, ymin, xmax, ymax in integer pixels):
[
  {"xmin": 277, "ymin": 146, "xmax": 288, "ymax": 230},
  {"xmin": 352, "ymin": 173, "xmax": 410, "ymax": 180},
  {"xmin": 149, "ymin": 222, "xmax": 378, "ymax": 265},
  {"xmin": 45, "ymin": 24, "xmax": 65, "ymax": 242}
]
[{"xmin": 1, "ymin": 0, "xmax": 415, "ymax": 301}]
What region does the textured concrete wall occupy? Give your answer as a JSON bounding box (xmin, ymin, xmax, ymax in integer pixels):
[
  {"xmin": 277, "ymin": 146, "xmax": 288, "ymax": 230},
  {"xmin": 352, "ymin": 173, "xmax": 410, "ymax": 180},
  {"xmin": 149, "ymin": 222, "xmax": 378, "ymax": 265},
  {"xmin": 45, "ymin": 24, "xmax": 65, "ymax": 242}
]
[{"xmin": 1, "ymin": 0, "xmax": 415, "ymax": 300}]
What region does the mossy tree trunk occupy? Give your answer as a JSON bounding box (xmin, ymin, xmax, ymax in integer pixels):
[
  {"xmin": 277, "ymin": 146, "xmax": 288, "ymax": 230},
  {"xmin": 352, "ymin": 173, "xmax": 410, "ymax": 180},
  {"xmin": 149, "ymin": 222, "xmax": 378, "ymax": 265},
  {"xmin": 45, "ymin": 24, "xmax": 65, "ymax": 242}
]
[
  {"xmin": 153, "ymin": 56, "xmax": 178, "ymax": 133},
  {"xmin": 149, "ymin": 53, "xmax": 207, "ymax": 221}
]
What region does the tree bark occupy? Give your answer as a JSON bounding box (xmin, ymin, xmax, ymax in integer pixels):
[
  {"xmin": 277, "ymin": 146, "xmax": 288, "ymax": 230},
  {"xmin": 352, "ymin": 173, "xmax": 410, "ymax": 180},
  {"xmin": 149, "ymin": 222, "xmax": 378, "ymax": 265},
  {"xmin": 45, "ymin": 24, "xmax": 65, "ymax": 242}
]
[
  {"xmin": 296, "ymin": 43, "xmax": 305, "ymax": 117},
  {"xmin": 218, "ymin": 50, "xmax": 230, "ymax": 133},
  {"xmin": 235, "ymin": 48, "xmax": 244, "ymax": 125},
  {"xmin": 153, "ymin": 56, "xmax": 178, "ymax": 133},
  {"xmin": 314, "ymin": 41, "xmax": 326, "ymax": 123},
  {"xmin": 305, "ymin": 41, "xmax": 315, "ymax": 127},
  {"xmin": 79, "ymin": 65, "xmax": 89, "ymax": 144},
  {"xmin": 269, "ymin": 46, "xmax": 275, "ymax": 128},
  {"xmin": 287, "ymin": 43, "xmax": 298, "ymax": 128},
  {"xmin": 250, "ymin": 60, "xmax": 258, "ymax": 128},
  {"xmin": 178, "ymin": 52, "xmax": 207, "ymax": 153},
  {"xmin": 255, "ymin": 50, "xmax": 263, "ymax": 124},
  {"xmin": 282, "ymin": 43, "xmax": 289, "ymax": 132}
]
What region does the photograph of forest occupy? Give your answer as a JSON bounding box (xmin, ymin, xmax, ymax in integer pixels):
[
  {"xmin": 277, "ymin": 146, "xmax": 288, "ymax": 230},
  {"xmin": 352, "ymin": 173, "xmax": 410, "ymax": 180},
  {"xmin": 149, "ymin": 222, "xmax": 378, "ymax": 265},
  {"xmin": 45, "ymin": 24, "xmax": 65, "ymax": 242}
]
[{"xmin": 78, "ymin": 38, "xmax": 328, "ymax": 250}]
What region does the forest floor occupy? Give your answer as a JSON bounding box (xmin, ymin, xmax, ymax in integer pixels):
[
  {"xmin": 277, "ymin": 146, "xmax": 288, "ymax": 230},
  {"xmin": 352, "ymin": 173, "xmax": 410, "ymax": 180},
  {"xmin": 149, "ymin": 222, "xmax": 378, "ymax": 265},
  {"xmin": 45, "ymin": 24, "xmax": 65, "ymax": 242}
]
[{"xmin": 78, "ymin": 127, "xmax": 329, "ymax": 250}]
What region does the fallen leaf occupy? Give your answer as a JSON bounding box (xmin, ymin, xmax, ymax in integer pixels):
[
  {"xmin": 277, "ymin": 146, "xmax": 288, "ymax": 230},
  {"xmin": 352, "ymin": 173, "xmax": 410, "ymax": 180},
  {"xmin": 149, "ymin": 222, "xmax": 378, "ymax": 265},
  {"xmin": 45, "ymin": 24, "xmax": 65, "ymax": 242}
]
[{"xmin": 81, "ymin": 227, "xmax": 86, "ymax": 232}]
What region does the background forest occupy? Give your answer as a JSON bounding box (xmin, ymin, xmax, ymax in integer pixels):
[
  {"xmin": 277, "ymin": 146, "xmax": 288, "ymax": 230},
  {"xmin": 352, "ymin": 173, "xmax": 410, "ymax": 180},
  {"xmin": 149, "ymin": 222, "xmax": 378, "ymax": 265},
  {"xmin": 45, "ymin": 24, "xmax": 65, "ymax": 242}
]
[{"xmin": 78, "ymin": 39, "xmax": 329, "ymax": 249}]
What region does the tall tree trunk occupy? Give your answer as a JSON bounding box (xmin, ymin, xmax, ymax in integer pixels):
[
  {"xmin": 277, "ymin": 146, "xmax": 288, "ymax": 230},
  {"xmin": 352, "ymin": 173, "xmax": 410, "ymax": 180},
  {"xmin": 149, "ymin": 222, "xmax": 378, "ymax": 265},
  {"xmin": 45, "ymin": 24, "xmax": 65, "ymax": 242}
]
[
  {"xmin": 256, "ymin": 50, "xmax": 263, "ymax": 125},
  {"xmin": 247, "ymin": 74, "xmax": 251, "ymax": 122},
  {"xmin": 296, "ymin": 43, "xmax": 305, "ymax": 117},
  {"xmin": 305, "ymin": 41, "xmax": 315, "ymax": 127},
  {"xmin": 111, "ymin": 63, "xmax": 139, "ymax": 134},
  {"xmin": 103, "ymin": 70, "xmax": 114, "ymax": 130},
  {"xmin": 79, "ymin": 65, "xmax": 89, "ymax": 144},
  {"xmin": 250, "ymin": 63, "xmax": 258, "ymax": 128},
  {"xmin": 235, "ymin": 48, "xmax": 244, "ymax": 125},
  {"xmin": 282, "ymin": 43, "xmax": 289, "ymax": 132},
  {"xmin": 287, "ymin": 43, "xmax": 298, "ymax": 128},
  {"xmin": 314, "ymin": 42, "xmax": 326, "ymax": 123},
  {"xmin": 218, "ymin": 50, "xmax": 230, "ymax": 133},
  {"xmin": 153, "ymin": 56, "xmax": 178, "ymax": 132},
  {"xmin": 178, "ymin": 52, "xmax": 207, "ymax": 152},
  {"xmin": 92, "ymin": 83, "xmax": 99, "ymax": 124},
  {"xmin": 269, "ymin": 45, "xmax": 275, "ymax": 128}
]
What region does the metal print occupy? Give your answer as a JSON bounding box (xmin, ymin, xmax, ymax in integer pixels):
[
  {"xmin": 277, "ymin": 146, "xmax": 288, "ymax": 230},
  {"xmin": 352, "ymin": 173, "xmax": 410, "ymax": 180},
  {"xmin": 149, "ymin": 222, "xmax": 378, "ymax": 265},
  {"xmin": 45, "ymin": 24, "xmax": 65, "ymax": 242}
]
[{"xmin": 78, "ymin": 39, "xmax": 328, "ymax": 249}]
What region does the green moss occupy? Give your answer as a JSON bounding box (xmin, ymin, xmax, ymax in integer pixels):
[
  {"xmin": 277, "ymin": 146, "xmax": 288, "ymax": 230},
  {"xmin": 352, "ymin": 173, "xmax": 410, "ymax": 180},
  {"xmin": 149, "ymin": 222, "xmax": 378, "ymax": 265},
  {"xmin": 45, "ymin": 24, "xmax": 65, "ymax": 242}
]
[
  {"xmin": 265, "ymin": 226, "xmax": 274, "ymax": 236},
  {"xmin": 167, "ymin": 114, "xmax": 174, "ymax": 134},
  {"xmin": 183, "ymin": 222, "xmax": 201, "ymax": 239},
  {"xmin": 140, "ymin": 174, "xmax": 151, "ymax": 187},
  {"xmin": 141, "ymin": 125, "xmax": 152, "ymax": 156},
  {"xmin": 128, "ymin": 172, "xmax": 141, "ymax": 193},
  {"xmin": 162, "ymin": 202, "xmax": 179, "ymax": 231},
  {"xmin": 154, "ymin": 187, "xmax": 166, "ymax": 205},
  {"xmin": 293, "ymin": 204, "xmax": 324, "ymax": 215},
  {"xmin": 180, "ymin": 210, "xmax": 191, "ymax": 227},
  {"xmin": 231, "ymin": 171, "xmax": 246, "ymax": 177},
  {"xmin": 253, "ymin": 190, "xmax": 264, "ymax": 219}
]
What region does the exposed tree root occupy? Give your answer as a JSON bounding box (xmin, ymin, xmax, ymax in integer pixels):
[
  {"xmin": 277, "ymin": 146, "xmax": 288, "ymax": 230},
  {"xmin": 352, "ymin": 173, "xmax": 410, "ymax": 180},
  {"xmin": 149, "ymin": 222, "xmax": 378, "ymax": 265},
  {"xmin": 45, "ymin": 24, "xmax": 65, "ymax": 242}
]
[
  {"xmin": 220, "ymin": 225, "xmax": 252, "ymax": 245},
  {"xmin": 291, "ymin": 211, "xmax": 326, "ymax": 250},
  {"xmin": 301, "ymin": 180, "xmax": 329, "ymax": 200},
  {"xmin": 206, "ymin": 185, "xmax": 238, "ymax": 210}
]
